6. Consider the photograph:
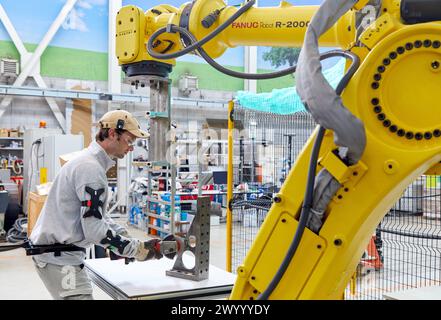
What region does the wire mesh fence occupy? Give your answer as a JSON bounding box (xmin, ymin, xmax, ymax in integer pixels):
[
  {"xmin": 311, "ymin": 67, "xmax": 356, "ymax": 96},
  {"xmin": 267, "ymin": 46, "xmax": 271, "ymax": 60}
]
[
  {"xmin": 230, "ymin": 103, "xmax": 441, "ymax": 300},
  {"xmin": 345, "ymin": 175, "xmax": 441, "ymax": 300},
  {"xmin": 230, "ymin": 104, "xmax": 316, "ymax": 273}
]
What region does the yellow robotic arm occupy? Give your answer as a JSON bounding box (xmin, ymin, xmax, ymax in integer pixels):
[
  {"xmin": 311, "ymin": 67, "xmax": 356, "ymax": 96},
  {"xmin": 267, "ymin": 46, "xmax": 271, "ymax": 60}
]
[
  {"xmin": 116, "ymin": 0, "xmax": 356, "ymax": 77},
  {"xmin": 117, "ymin": 0, "xmax": 441, "ymax": 299}
]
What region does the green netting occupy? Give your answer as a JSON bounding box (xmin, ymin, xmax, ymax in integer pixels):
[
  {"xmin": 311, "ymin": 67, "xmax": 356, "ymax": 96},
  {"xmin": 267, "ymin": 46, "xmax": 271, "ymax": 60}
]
[{"xmin": 234, "ymin": 59, "xmax": 346, "ymax": 115}]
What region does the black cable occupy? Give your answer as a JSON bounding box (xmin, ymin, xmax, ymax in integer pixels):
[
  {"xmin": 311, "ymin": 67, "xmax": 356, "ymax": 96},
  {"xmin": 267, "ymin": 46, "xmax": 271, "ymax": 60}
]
[
  {"xmin": 150, "ymin": 24, "xmax": 358, "ymax": 80},
  {"xmin": 258, "ymin": 51, "xmax": 359, "ymax": 300},
  {"xmin": 146, "ymin": 0, "xmax": 307, "ymax": 79},
  {"xmin": 164, "ymin": 25, "xmax": 298, "ymax": 80},
  {"xmin": 147, "ymin": 0, "xmax": 256, "ymax": 60},
  {"xmin": 27, "ymin": 139, "xmax": 41, "ymax": 207},
  {"xmin": 256, "ymin": 127, "xmax": 325, "ymax": 300},
  {"xmin": 0, "ymin": 243, "xmax": 24, "ymax": 252}
]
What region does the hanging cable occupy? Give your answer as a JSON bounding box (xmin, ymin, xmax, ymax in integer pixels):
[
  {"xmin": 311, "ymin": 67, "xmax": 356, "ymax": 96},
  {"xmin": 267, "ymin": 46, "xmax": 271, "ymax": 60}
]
[
  {"xmin": 146, "ymin": 0, "xmax": 307, "ymax": 79},
  {"xmin": 160, "ymin": 25, "xmax": 298, "ymax": 80},
  {"xmin": 0, "ymin": 243, "xmax": 24, "ymax": 252},
  {"xmin": 26, "ymin": 139, "xmax": 41, "ymax": 207},
  {"xmin": 147, "ymin": 0, "xmax": 256, "ymax": 60},
  {"xmin": 257, "ymin": 50, "xmax": 359, "ymax": 300}
]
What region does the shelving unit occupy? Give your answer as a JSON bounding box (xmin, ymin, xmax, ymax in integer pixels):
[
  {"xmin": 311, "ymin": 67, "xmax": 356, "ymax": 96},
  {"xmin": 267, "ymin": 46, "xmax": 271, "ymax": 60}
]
[
  {"xmin": 128, "ymin": 133, "xmax": 230, "ymax": 238},
  {"xmin": 128, "ymin": 163, "xmax": 179, "ymax": 237},
  {"xmin": 129, "ymin": 161, "xmax": 202, "ymax": 238},
  {"xmin": 0, "ymin": 135, "xmax": 24, "ymax": 177},
  {"xmin": 147, "ymin": 165, "xmax": 178, "ymax": 237}
]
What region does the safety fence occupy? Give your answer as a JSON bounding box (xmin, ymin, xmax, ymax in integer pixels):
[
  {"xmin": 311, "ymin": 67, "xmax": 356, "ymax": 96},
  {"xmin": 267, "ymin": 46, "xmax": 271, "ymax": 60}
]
[
  {"xmin": 345, "ymin": 175, "xmax": 441, "ymax": 300},
  {"xmin": 228, "ymin": 102, "xmax": 441, "ymax": 299},
  {"xmin": 230, "ymin": 104, "xmax": 316, "ymax": 273}
]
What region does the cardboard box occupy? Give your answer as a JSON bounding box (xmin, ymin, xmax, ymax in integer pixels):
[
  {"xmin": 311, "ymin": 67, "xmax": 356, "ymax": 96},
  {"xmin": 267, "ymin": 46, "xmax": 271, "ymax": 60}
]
[
  {"xmin": 0, "ymin": 129, "xmax": 8, "ymax": 137},
  {"xmin": 70, "ymin": 84, "xmax": 92, "ymax": 147},
  {"xmin": 27, "ymin": 192, "xmax": 47, "ymax": 236},
  {"xmin": 8, "ymin": 130, "xmax": 19, "ymax": 137}
]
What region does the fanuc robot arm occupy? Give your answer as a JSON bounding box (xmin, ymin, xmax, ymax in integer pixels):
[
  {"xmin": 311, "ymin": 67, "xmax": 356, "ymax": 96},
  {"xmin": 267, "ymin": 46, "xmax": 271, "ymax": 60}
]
[{"xmin": 116, "ymin": 0, "xmax": 441, "ymax": 299}]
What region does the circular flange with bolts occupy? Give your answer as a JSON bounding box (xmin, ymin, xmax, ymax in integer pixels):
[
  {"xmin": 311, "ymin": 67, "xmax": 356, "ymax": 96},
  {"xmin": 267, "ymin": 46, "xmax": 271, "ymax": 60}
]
[{"xmin": 366, "ymin": 28, "xmax": 441, "ymax": 143}]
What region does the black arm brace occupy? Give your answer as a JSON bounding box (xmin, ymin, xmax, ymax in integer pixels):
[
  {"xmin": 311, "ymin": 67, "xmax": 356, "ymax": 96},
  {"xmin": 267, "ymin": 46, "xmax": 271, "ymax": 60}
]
[{"xmin": 81, "ymin": 186, "xmax": 105, "ymax": 220}]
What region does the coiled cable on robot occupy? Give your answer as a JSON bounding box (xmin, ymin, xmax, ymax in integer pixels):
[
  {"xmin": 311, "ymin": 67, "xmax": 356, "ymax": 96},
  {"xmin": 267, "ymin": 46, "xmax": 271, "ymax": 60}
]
[
  {"xmin": 147, "ymin": 0, "xmax": 255, "ymax": 60},
  {"xmin": 147, "ymin": 0, "xmax": 303, "ymax": 80},
  {"xmin": 154, "ymin": 24, "xmax": 299, "ymax": 80}
]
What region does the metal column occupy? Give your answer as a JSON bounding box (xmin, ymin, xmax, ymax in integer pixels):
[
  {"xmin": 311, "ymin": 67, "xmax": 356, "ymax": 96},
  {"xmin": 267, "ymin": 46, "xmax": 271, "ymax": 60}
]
[
  {"xmin": 226, "ymin": 101, "xmax": 234, "ymax": 272},
  {"xmin": 145, "ymin": 76, "xmax": 174, "ymax": 235},
  {"xmin": 148, "ymin": 76, "xmax": 171, "ymax": 166}
]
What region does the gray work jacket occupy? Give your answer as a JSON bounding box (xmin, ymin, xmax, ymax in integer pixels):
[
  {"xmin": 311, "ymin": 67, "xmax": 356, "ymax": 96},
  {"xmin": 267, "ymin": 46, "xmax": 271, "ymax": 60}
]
[{"xmin": 30, "ymin": 141, "xmax": 140, "ymax": 266}]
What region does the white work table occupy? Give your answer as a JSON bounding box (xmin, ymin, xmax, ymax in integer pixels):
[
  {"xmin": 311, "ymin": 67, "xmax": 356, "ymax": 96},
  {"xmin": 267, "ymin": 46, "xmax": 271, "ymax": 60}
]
[
  {"xmin": 383, "ymin": 286, "xmax": 441, "ymax": 300},
  {"xmin": 85, "ymin": 258, "xmax": 237, "ymax": 300}
]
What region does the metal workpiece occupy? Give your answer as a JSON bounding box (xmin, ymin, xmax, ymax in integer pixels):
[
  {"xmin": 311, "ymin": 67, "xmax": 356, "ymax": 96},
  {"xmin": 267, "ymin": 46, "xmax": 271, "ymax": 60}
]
[
  {"xmin": 167, "ymin": 196, "xmax": 211, "ymax": 281},
  {"xmin": 160, "ymin": 235, "xmax": 184, "ymax": 259}
]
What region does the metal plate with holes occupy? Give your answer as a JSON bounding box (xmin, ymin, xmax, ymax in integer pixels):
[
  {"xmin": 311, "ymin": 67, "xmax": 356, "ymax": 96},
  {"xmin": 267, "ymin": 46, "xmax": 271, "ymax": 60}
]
[{"xmin": 167, "ymin": 196, "xmax": 211, "ymax": 281}]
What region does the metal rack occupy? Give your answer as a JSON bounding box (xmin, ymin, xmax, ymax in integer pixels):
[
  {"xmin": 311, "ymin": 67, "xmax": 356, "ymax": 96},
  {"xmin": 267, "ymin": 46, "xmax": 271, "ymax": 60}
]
[
  {"xmin": 145, "ymin": 165, "xmax": 178, "ymax": 236},
  {"xmin": 129, "ymin": 147, "xmax": 215, "ymax": 237},
  {"xmin": 0, "ymin": 136, "xmax": 24, "ymax": 177}
]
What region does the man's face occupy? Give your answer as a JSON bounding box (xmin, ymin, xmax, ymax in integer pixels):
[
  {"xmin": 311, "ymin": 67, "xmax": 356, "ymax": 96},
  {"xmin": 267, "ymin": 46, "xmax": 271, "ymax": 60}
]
[{"xmin": 110, "ymin": 130, "xmax": 136, "ymax": 159}]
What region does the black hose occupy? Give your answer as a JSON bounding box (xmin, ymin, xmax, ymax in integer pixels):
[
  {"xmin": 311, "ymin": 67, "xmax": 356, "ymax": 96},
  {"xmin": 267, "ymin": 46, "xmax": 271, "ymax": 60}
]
[
  {"xmin": 163, "ymin": 25, "xmax": 298, "ymax": 80},
  {"xmin": 150, "ymin": 24, "xmax": 358, "ymax": 80},
  {"xmin": 147, "ymin": 0, "xmax": 256, "ymax": 60},
  {"xmin": 146, "ymin": 0, "xmax": 306, "ymax": 80},
  {"xmin": 256, "ymin": 126, "xmax": 325, "ymax": 300},
  {"xmin": 257, "ymin": 51, "xmax": 359, "ymax": 300},
  {"xmin": 0, "ymin": 243, "xmax": 24, "ymax": 252}
]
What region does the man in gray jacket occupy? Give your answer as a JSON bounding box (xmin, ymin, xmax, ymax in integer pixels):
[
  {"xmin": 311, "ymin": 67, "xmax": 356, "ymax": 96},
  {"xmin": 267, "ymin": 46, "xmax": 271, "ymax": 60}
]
[{"xmin": 30, "ymin": 110, "xmax": 161, "ymax": 300}]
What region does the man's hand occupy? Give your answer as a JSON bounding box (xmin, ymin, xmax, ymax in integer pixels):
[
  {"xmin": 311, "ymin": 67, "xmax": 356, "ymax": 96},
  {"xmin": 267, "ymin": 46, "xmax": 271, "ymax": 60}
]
[{"xmin": 135, "ymin": 239, "xmax": 164, "ymax": 261}]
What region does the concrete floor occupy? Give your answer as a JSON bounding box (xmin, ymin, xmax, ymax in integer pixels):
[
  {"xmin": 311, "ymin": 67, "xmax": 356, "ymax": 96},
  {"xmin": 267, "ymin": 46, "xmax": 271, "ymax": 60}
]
[{"xmin": 0, "ymin": 218, "xmax": 228, "ymax": 300}]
